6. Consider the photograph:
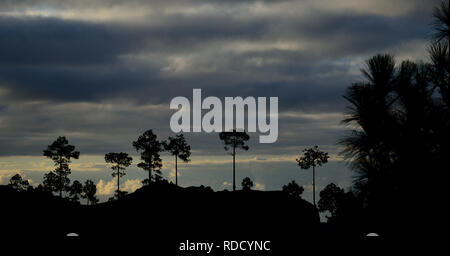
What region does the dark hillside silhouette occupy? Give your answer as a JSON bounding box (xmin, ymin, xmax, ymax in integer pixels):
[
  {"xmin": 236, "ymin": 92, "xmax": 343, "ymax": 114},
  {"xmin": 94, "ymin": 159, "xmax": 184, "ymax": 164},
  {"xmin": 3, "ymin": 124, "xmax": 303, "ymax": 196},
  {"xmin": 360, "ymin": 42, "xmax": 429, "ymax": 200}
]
[
  {"xmin": 0, "ymin": 0, "xmax": 447, "ymax": 247},
  {"xmin": 0, "ymin": 182, "xmax": 320, "ymax": 252},
  {"xmin": 0, "ymin": 184, "xmax": 80, "ymax": 238}
]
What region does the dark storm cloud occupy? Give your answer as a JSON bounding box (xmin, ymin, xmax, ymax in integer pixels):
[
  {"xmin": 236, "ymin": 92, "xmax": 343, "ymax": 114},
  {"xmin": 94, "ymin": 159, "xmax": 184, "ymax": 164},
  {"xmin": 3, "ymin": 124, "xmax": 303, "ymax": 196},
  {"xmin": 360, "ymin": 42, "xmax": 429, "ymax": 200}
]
[
  {"xmin": 0, "ymin": 17, "xmax": 131, "ymax": 66},
  {"xmin": 0, "ymin": 0, "xmax": 289, "ymax": 12},
  {"xmin": 292, "ymin": 13, "xmax": 431, "ymax": 55},
  {"xmin": 0, "ymin": 5, "xmax": 433, "ymax": 66},
  {"xmin": 0, "ymin": 7, "xmax": 433, "ymax": 103},
  {"xmin": 0, "ymin": 0, "xmax": 440, "ymax": 157},
  {"xmin": 0, "ymin": 0, "xmax": 436, "ymax": 13},
  {"xmin": 0, "ymin": 15, "xmax": 270, "ymax": 66},
  {"xmin": 0, "ymin": 64, "xmax": 162, "ymax": 102}
]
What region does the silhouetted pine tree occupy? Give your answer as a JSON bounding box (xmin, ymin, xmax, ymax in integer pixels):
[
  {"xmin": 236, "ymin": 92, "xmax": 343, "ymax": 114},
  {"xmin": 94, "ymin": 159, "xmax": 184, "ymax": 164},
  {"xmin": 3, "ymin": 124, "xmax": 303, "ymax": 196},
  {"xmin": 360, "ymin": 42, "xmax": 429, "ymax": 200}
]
[
  {"xmin": 133, "ymin": 130, "xmax": 163, "ymax": 186},
  {"xmin": 296, "ymin": 146, "xmax": 329, "ymax": 207},
  {"xmin": 105, "ymin": 152, "xmax": 132, "ymax": 197},
  {"xmin": 43, "ymin": 136, "xmax": 80, "ymax": 197},
  {"xmin": 219, "ymin": 129, "xmax": 249, "ymax": 191},
  {"xmin": 163, "ymin": 133, "xmax": 191, "ymax": 186}
]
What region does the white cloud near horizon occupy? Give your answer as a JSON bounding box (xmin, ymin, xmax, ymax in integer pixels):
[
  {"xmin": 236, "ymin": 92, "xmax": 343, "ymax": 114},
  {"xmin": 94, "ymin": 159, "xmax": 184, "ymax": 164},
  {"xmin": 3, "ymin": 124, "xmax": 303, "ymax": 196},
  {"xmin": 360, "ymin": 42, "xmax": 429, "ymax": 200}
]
[{"xmin": 96, "ymin": 178, "xmax": 143, "ymax": 196}]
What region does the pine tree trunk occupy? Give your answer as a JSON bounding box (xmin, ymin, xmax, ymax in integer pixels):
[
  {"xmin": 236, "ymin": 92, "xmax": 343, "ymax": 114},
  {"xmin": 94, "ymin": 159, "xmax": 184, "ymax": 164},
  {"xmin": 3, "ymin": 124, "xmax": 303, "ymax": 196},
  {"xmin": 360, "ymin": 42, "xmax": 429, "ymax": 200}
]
[
  {"xmin": 313, "ymin": 165, "xmax": 316, "ymax": 207},
  {"xmin": 233, "ymin": 145, "xmax": 236, "ymax": 192},
  {"xmin": 117, "ymin": 166, "xmax": 120, "ymax": 196},
  {"xmin": 59, "ymin": 157, "xmax": 63, "ymax": 198},
  {"xmin": 149, "ymin": 168, "xmax": 152, "ymax": 186},
  {"xmin": 175, "ymin": 155, "xmax": 178, "ymax": 186}
]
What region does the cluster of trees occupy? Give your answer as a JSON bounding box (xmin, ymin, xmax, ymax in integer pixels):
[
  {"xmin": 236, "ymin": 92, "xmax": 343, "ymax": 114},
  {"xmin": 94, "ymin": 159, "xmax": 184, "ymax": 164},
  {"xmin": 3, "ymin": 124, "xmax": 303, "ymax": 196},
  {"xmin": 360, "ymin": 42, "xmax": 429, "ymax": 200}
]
[
  {"xmin": 39, "ymin": 136, "xmax": 98, "ymax": 204},
  {"xmin": 7, "ymin": 126, "xmax": 325, "ymax": 205},
  {"xmin": 7, "ymin": 137, "xmax": 99, "ymax": 205},
  {"xmin": 8, "ymin": 174, "xmax": 31, "ymax": 192},
  {"xmin": 6, "ymin": 128, "xmax": 259, "ymax": 203},
  {"xmin": 105, "ymin": 130, "xmax": 193, "ymax": 199},
  {"xmin": 278, "ymin": 1, "xmax": 450, "ymax": 223},
  {"xmin": 312, "ymin": 1, "xmax": 449, "ymax": 224},
  {"xmin": 8, "ymin": 173, "xmax": 99, "ymax": 205},
  {"xmin": 341, "ymin": 1, "xmax": 448, "ymax": 218},
  {"xmin": 38, "ymin": 130, "xmax": 193, "ymax": 201}
]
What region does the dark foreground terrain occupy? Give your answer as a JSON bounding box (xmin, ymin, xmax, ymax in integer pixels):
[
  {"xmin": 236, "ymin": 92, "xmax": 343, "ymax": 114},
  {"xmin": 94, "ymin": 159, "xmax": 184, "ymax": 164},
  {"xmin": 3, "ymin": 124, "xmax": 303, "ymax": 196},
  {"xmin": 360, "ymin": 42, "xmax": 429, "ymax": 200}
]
[{"xmin": 1, "ymin": 183, "xmax": 379, "ymax": 253}]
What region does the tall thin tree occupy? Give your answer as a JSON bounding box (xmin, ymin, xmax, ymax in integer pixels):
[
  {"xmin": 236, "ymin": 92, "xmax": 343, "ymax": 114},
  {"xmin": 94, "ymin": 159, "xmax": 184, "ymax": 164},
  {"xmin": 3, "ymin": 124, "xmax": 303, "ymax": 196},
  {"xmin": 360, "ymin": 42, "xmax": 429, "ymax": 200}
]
[
  {"xmin": 105, "ymin": 152, "xmax": 132, "ymax": 197},
  {"xmin": 43, "ymin": 136, "xmax": 80, "ymax": 197},
  {"xmin": 133, "ymin": 130, "xmax": 163, "ymax": 186},
  {"xmin": 296, "ymin": 145, "xmax": 329, "ymax": 207},
  {"xmin": 164, "ymin": 133, "xmax": 191, "ymax": 186},
  {"xmin": 219, "ymin": 129, "xmax": 249, "ymax": 191}
]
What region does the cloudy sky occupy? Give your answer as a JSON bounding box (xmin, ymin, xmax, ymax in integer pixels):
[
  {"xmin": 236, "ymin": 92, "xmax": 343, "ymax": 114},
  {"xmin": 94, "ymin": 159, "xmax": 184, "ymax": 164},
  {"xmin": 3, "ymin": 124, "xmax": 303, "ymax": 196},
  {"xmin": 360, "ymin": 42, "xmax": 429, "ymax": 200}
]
[{"xmin": 0, "ymin": 0, "xmax": 438, "ymax": 202}]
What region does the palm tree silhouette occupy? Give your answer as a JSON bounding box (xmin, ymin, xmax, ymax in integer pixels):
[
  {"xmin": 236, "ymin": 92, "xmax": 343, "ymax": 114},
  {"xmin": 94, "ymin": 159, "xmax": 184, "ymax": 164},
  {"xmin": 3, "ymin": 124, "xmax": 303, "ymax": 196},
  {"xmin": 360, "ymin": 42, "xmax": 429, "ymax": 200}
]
[
  {"xmin": 432, "ymin": 0, "xmax": 449, "ymax": 44},
  {"xmin": 340, "ymin": 54, "xmax": 398, "ymax": 207}
]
